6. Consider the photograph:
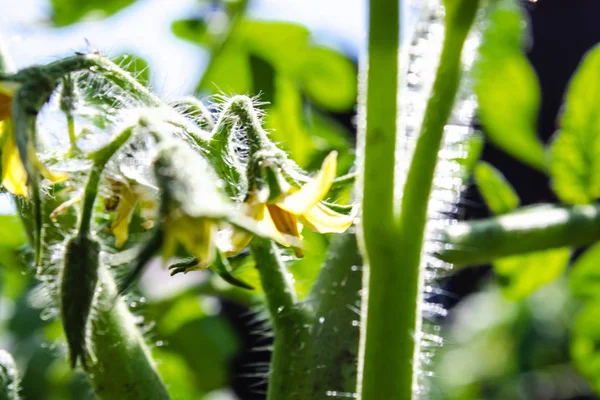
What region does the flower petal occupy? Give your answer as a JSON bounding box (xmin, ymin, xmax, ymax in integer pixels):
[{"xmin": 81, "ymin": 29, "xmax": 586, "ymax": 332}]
[
  {"xmin": 110, "ymin": 185, "xmax": 139, "ymax": 248},
  {"xmin": 1, "ymin": 121, "xmax": 28, "ymax": 197},
  {"xmin": 300, "ymin": 202, "xmax": 355, "ymax": 234},
  {"xmin": 276, "ymin": 151, "xmax": 337, "ymax": 215},
  {"xmin": 267, "ymin": 205, "xmax": 304, "ymax": 257},
  {"xmin": 0, "ymin": 92, "xmax": 11, "ymax": 122}
]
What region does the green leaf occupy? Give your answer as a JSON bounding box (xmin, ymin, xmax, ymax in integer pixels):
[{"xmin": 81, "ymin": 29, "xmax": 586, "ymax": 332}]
[
  {"xmin": 0, "ymin": 215, "xmax": 27, "ymax": 251},
  {"xmin": 455, "ymin": 131, "xmax": 484, "ymax": 176},
  {"xmin": 199, "ymin": 42, "xmax": 251, "ymax": 94},
  {"xmin": 570, "ymin": 241, "xmax": 600, "ymax": 299},
  {"xmin": 474, "ymin": 0, "xmax": 546, "ymax": 171},
  {"xmin": 474, "ymin": 161, "xmax": 520, "ymax": 215},
  {"xmin": 265, "ymin": 76, "xmax": 313, "ymax": 167},
  {"xmin": 298, "ymin": 47, "xmax": 357, "ymax": 112},
  {"xmin": 571, "ymin": 301, "xmax": 600, "ymax": 394},
  {"xmin": 112, "ymin": 54, "xmax": 150, "ymax": 87},
  {"xmin": 171, "ymin": 19, "xmax": 213, "ymax": 48},
  {"xmin": 51, "ymin": 0, "xmax": 137, "ymax": 26},
  {"xmin": 494, "ymin": 247, "xmax": 571, "ymax": 300},
  {"xmin": 550, "ymin": 44, "xmax": 600, "ymax": 204}
]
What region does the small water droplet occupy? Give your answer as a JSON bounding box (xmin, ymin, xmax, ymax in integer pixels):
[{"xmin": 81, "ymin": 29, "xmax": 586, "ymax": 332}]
[
  {"xmin": 277, "ymin": 306, "xmax": 284, "ymax": 313},
  {"xmin": 319, "ymin": 317, "xmax": 325, "ymax": 324},
  {"xmin": 155, "ymin": 340, "xmax": 164, "ymax": 347},
  {"xmin": 352, "ymin": 320, "xmax": 360, "ymax": 327}
]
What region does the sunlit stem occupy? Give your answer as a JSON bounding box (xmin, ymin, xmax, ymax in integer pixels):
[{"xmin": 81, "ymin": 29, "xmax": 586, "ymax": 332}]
[
  {"xmin": 358, "ymin": 1, "xmax": 480, "ymax": 399},
  {"xmin": 250, "ymin": 238, "xmax": 313, "ymax": 400},
  {"xmin": 88, "ymin": 267, "xmax": 171, "ymax": 400},
  {"xmin": 438, "ymin": 203, "xmax": 600, "ymax": 268},
  {"xmin": 66, "ymin": 115, "xmax": 77, "ymax": 152}
]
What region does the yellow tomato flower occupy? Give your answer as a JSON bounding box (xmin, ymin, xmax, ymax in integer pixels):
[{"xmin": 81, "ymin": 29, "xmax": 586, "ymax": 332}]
[
  {"xmin": 162, "ymin": 212, "xmax": 218, "ymax": 271},
  {"xmin": 0, "ymin": 84, "xmax": 28, "ymax": 197},
  {"xmin": 0, "ymin": 82, "xmax": 68, "ymax": 197},
  {"xmin": 221, "ymin": 151, "xmax": 355, "ymax": 257},
  {"xmin": 106, "ymin": 179, "xmax": 156, "ymax": 248}
]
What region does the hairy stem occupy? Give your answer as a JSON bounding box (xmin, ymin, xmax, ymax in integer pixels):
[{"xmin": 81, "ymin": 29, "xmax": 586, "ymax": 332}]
[
  {"xmin": 308, "ymin": 233, "xmax": 363, "ymax": 397},
  {"xmin": 356, "ymin": 0, "xmax": 402, "ymax": 397},
  {"xmin": 250, "ymin": 238, "xmax": 313, "ymax": 400},
  {"xmin": 358, "ymin": 1, "xmax": 479, "ymax": 399},
  {"xmin": 88, "ymin": 267, "xmax": 171, "ymax": 400},
  {"xmin": 437, "ymin": 203, "xmax": 600, "ymax": 267}
]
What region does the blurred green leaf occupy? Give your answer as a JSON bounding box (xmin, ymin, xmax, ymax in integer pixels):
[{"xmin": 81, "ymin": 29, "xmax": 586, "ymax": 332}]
[
  {"xmin": 201, "ymin": 42, "xmax": 251, "ymax": 94},
  {"xmin": 550, "ymin": 44, "xmax": 600, "ymax": 204},
  {"xmin": 153, "ymin": 294, "xmax": 239, "ymax": 392},
  {"xmin": 288, "ymin": 230, "xmax": 329, "ymax": 299},
  {"xmin": 113, "ymin": 54, "xmax": 150, "ymax": 87},
  {"xmin": 266, "ymin": 76, "xmax": 313, "ymax": 166},
  {"xmin": 250, "ymin": 54, "xmax": 276, "ymax": 105},
  {"xmin": 0, "ymin": 215, "xmax": 26, "ymax": 251},
  {"xmin": 494, "ymin": 248, "xmax": 571, "ymax": 300},
  {"xmin": 474, "ymin": 0, "xmax": 546, "ymax": 171},
  {"xmin": 455, "ymin": 132, "xmax": 484, "ymax": 176},
  {"xmin": 305, "ymin": 109, "xmax": 354, "ymax": 175},
  {"xmin": 570, "ymin": 241, "xmax": 600, "ymax": 299},
  {"xmin": 171, "ymin": 19, "xmax": 213, "ymax": 48},
  {"xmin": 153, "ymin": 349, "xmax": 199, "ymax": 400},
  {"xmin": 298, "ymin": 47, "xmax": 357, "ymax": 112},
  {"xmin": 474, "ymin": 161, "xmax": 520, "ymax": 215},
  {"xmin": 571, "ymin": 300, "xmax": 600, "ymax": 394},
  {"xmin": 174, "ymin": 19, "xmax": 357, "ymax": 112},
  {"xmin": 51, "ymin": 0, "xmax": 136, "ymax": 26}
]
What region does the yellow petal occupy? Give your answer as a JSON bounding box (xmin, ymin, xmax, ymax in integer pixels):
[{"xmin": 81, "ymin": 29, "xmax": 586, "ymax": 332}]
[
  {"xmin": 175, "ymin": 216, "xmax": 217, "ymax": 268},
  {"xmin": 50, "ymin": 195, "xmax": 82, "ymax": 222},
  {"xmin": 110, "ymin": 185, "xmax": 139, "ymax": 248},
  {"xmin": 276, "ymin": 151, "xmax": 337, "ymax": 215},
  {"xmin": 1, "ymin": 120, "xmax": 29, "ymax": 197},
  {"xmin": 300, "ymin": 202, "xmax": 355, "ymax": 234},
  {"xmin": 30, "ymin": 150, "xmax": 68, "ymax": 183},
  {"xmin": 253, "ymin": 202, "xmax": 289, "ymax": 246},
  {"xmin": 0, "ymin": 91, "xmax": 11, "ymax": 122},
  {"xmin": 266, "ymin": 205, "xmax": 305, "ymax": 257}
]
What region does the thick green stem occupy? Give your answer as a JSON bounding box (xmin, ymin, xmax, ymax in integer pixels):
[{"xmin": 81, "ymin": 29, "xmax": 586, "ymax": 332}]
[
  {"xmin": 250, "ymin": 238, "xmax": 313, "ymax": 400},
  {"xmin": 308, "ymin": 233, "xmax": 363, "ymax": 397},
  {"xmin": 438, "ymin": 203, "xmax": 600, "ymax": 267},
  {"xmin": 356, "ymin": 0, "xmax": 403, "ymax": 396},
  {"xmin": 88, "ymin": 267, "xmax": 170, "ymax": 400},
  {"xmin": 358, "ymin": 1, "xmax": 479, "ymax": 399}
]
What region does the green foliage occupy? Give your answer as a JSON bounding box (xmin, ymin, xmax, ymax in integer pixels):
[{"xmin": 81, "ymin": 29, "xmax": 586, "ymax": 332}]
[
  {"xmin": 550, "ymin": 44, "xmax": 600, "ymax": 204},
  {"xmin": 474, "ymin": 161, "xmax": 519, "ymax": 215},
  {"xmin": 570, "ymin": 242, "xmax": 600, "ymax": 299},
  {"xmin": 493, "ymin": 248, "xmax": 571, "ymax": 300},
  {"xmin": 571, "ymin": 301, "xmax": 600, "ymax": 394},
  {"xmin": 173, "ymin": 17, "xmax": 357, "ymax": 168},
  {"xmin": 51, "ymin": 0, "xmax": 136, "ymax": 26},
  {"xmin": 474, "ymin": 0, "xmax": 546, "ymax": 170}
]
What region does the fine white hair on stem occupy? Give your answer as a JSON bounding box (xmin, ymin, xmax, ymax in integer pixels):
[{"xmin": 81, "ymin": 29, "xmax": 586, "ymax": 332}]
[{"xmin": 392, "ymin": 0, "xmax": 482, "ymax": 397}]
